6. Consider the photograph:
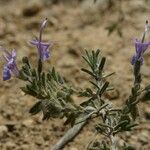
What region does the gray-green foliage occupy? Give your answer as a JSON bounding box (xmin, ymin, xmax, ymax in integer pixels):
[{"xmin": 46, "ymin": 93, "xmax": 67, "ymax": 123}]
[
  {"xmin": 19, "ymin": 56, "xmax": 78, "ymax": 120},
  {"xmin": 19, "ymin": 49, "xmax": 150, "ymax": 149}
]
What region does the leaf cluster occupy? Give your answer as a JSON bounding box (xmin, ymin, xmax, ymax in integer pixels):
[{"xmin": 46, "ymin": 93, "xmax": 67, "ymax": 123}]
[
  {"xmin": 78, "ymin": 50, "xmax": 140, "ymax": 149},
  {"xmin": 18, "ymin": 49, "xmax": 149, "ymax": 149},
  {"xmin": 19, "ymin": 57, "xmax": 78, "ymax": 120}
]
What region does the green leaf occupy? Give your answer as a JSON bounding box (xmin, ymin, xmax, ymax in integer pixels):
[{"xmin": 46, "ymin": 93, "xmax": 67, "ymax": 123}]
[
  {"xmin": 57, "ymin": 74, "xmax": 64, "ymax": 84},
  {"xmin": 80, "ymin": 96, "xmax": 96, "ymax": 106},
  {"xmin": 20, "ymin": 87, "xmax": 37, "ymax": 97},
  {"xmin": 26, "ymin": 85, "xmax": 37, "ymax": 94},
  {"xmin": 85, "ymin": 50, "xmax": 94, "ymax": 70},
  {"xmin": 86, "ymin": 88, "xmax": 93, "ymax": 95},
  {"xmin": 95, "ymin": 49, "xmax": 100, "ymax": 58},
  {"xmin": 85, "ymin": 50, "xmax": 91, "ymax": 62},
  {"xmin": 103, "ymin": 72, "xmax": 115, "ymax": 78},
  {"xmin": 64, "ymin": 112, "xmax": 78, "ymax": 126},
  {"xmin": 114, "ymin": 120, "xmax": 129, "ymax": 131},
  {"xmin": 52, "ymin": 67, "xmax": 57, "ymax": 81},
  {"xmin": 79, "ymin": 91, "xmax": 91, "ymax": 97},
  {"xmin": 37, "ymin": 59, "xmax": 42, "ymax": 75},
  {"xmin": 81, "ymin": 68, "xmax": 96, "ymax": 78},
  {"xmin": 47, "ymin": 72, "xmax": 51, "ymax": 81},
  {"xmin": 125, "ymin": 123, "xmax": 138, "ymax": 130},
  {"xmin": 29, "ymin": 101, "xmax": 42, "ymax": 115},
  {"xmin": 42, "ymin": 101, "xmax": 63, "ymax": 120},
  {"xmin": 22, "ymin": 65, "xmax": 31, "ymax": 76},
  {"xmin": 79, "ymin": 88, "xmax": 94, "ymax": 97},
  {"xmin": 41, "ymin": 72, "xmax": 46, "ymax": 88},
  {"xmin": 31, "ymin": 69, "xmax": 37, "ymax": 78},
  {"xmin": 22, "ymin": 57, "xmax": 31, "ymax": 68},
  {"xmin": 99, "ymin": 57, "xmax": 106, "ymax": 71},
  {"xmin": 82, "ymin": 55, "xmax": 93, "ymax": 69},
  {"xmin": 99, "ymin": 81, "xmax": 109, "ymax": 96},
  {"xmin": 18, "ymin": 70, "xmax": 29, "ymax": 81},
  {"xmin": 92, "ymin": 50, "xmax": 97, "ymax": 68},
  {"xmin": 89, "ymin": 81, "xmax": 99, "ymax": 89},
  {"xmin": 130, "ymin": 106, "xmax": 139, "ymax": 120}
]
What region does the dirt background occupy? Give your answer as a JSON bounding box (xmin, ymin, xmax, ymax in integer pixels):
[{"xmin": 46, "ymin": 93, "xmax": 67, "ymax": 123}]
[{"xmin": 0, "ymin": 0, "xmax": 150, "ymax": 149}]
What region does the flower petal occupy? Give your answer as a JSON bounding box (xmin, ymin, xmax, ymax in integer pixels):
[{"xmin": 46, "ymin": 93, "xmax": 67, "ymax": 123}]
[
  {"xmin": 11, "ymin": 49, "xmax": 16, "ymax": 59},
  {"xmin": 42, "ymin": 49, "xmax": 50, "ymax": 60},
  {"xmin": 3, "ymin": 65, "xmax": 11, "ymax": 81}
]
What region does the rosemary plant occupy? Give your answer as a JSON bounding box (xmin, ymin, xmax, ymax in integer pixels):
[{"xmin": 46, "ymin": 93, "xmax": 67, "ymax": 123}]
[{"xmin": 1, "ymin": 19, "xmax": 150, "ymax": 150}]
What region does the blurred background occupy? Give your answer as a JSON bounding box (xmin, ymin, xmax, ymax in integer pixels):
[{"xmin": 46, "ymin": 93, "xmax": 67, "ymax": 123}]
[{"xmin": 0, "ymin": 0, "xmax": 150, "ymax": 149}]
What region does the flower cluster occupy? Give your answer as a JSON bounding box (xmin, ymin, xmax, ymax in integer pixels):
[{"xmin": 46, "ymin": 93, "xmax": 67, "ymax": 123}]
[
  {"xmin": 1, "ymin": 48, "xmax": 19, "ymax": 81},
  {"xmin": 1, "ymin": 18, "xmax": 52, "ymax": 80}
]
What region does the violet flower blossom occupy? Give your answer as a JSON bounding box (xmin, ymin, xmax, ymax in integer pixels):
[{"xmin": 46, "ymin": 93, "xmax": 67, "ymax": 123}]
[
  {"xmin": 30, "ymin": 18, "xmax": 52, "ymax": 61},
  {"xmin": 131, "ymin": 21, "xmax": 150, "ymax": 65},
  {"xmin": 1, "ymin": 49, "xmax": 19, "ymax": 81}
]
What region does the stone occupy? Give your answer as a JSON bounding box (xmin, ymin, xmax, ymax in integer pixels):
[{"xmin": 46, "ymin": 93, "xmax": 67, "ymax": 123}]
[
  {"xmin": 22, "ymin": 119, "xmax": 34, "ymax": 127},
  {"xmin": 105, "ymin": 89, "xmax": 120, "ymax": 100},
  {"xmin": 22, "ymin": 0, "xmax": 43, "ymax": 17},
  {"xmin": 21, "ymin": 144, "xmax": 30, "ymax": 150},
  {"xmin": 0, "ymin": 125, "xmax": 8, "ymax": 137},
  {"xmin": 70, "ymin": 148, "xmax": 78, "ymax": 150}
]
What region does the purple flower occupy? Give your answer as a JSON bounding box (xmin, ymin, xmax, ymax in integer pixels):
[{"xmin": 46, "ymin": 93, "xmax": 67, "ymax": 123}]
[
  {"xmin": 30, "ymin": 18, "xmax": 52, "ymax": 61},
  {"xmin": 131, "ymin": 39, "xmax": 150, "ymax": 65},
  {"xmin": 131, "ymin": 21, "xmax": 150, "ymax": 65},
  {"xmin": 1, "ymin": 48, "xmax": 19, "ymax": 81}
]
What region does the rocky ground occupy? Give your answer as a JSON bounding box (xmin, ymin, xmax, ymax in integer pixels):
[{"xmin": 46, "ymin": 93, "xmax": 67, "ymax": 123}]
[{"xmin": 0, "ymin": 0, "xmax": 150, "ymax": 149}]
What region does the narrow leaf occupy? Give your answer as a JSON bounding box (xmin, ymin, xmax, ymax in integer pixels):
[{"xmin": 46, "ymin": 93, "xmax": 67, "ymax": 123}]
[
  {"xmin": 99, "ymin": 81, "xmax": 109, "ymax": 96},
  {"xmin": 29, "ymin": 101, "xmax": 42, "ymax": 115},
  {"xmin": 99, "ymin": 57, "xmax": 106, "ymax": 71},
  {"xmin": 81, "ymin": 68, "xmax": 96, "ymax": 78},
  {"xmin": 37, "ymin": 59, "xmax": 42, "ymax": 75},
  {"xmin": 89, "ymin": 81, "xmax": 99, "ymax": 89},
  {"xmin": 22, "ymin": 57, "xmax": 31, "ymax": 68},
  {"xmin": 95, "ymin": 49, "xmax": 100, "ymax": 58}
]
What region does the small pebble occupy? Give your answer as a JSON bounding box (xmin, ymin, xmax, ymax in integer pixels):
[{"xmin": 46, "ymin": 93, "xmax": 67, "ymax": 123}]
[
  {"xmin": 22, "ymin": 119, "xmax": 34, "ymax": 127},
  {"xmin": 22, "ymin": 0, "xmax": 42, "ymax": 17},
  {"xmin": 0, "ymin": 125, "xmax": 8, "ymax": 137},
  {"xmin": 70, "ymin": 148, "xmax": 78, "ymax": 150},
  {"xmin": 105, "ymin": 89, "xmax": 120, "ymax": 100},
  {"xmin": 6, "ymin": 141, "xmax": 15, "ymax": 149}
]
